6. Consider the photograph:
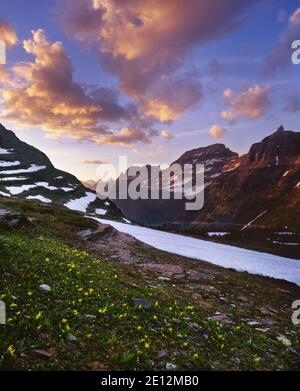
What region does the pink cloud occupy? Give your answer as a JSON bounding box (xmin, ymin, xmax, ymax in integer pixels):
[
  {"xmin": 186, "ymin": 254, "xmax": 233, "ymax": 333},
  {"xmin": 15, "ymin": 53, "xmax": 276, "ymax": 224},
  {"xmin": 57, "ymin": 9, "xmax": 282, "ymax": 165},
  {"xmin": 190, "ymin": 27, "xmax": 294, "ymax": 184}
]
[
  {"xmin": 0, "ymin": 29, "xmax": 151, "ymax": 147},
  {"xmin": 57, "ymin": 0, "xmax": 256, "ymax": 121},
  {"xmin": 221, "ymin": 85, "xmax": 272, "ymax": 122}
]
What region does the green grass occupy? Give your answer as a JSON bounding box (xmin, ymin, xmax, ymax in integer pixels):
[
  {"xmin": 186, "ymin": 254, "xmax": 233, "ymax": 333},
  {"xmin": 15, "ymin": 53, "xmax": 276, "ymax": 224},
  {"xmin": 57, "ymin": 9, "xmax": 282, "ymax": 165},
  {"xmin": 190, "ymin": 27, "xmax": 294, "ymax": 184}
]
[{"xmin": 0, "ymin": 199, "xmax": 299, "ymax": 370}]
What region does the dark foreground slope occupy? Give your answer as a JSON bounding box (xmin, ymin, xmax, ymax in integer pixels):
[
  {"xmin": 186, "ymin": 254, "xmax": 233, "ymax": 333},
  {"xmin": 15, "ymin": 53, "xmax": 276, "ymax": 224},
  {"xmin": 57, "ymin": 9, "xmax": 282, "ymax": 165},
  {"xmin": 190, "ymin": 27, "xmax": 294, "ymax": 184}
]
[{"xmin": 0, "ymin": 197, "xmax": 299, "ymax": 371}]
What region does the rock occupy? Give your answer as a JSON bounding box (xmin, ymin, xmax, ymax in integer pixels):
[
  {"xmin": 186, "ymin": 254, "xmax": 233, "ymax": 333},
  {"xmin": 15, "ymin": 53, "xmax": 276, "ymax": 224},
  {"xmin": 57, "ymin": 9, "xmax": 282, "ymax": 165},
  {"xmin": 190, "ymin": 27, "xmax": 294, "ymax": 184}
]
[
  {"xmin": 66, "ymin": 333, "xmax": 77, "ymax": 342},
  {"xmin": 141, "ymin": 263, "xmax": 184, "ymax": 278},
  {"xmin": 166, "ymin": 363, "xmax": 177, "ymax": 371},
  {"xmin": 186, "ymin": 270, "xmax": 201, "ymax": 281},
  {"xmin": 198, "ymin": 285, "xmax": 218, "ymax": 293},
  {"xmin": 260, "ymin": 319, "xmax": 275, "ymax": 326},
  {"xmin": 131, "ymin": 298, "xmax": 152, "ymax": 310},
  {"xmin": 39, "ymin": 284, "xmax": 51, "ymax": 293},
  {"xmin": 277, "ymin": 335, "xmax": 292, "ymax": 347},
  {"xmin": 84, "ymin": 314, "xmax": 97, "ymax": 320},
  {"xmin": 247, "ymin": 321, "xmax": 260, "ymax": 326},
  {"xmin": 208, "ymin": 312, "xmax": 234, "ymax": 325},
  {"xmin": 33, "ymin": 349, "xmax": 52, "ymax": 359},
  {"xmin": 277, "ymin": 288, "xmax": 291, "ymax": 294},
  {"xmin": 188, "ymin": 322, "xmax": 201, "ymax": 330},
  {"xmin": 157, "ymin": 350, "xmax": 168, "ymax": 360},
  {"xmin": 158, "ymin": 276, "xmax": 171, "ymax": 282}
]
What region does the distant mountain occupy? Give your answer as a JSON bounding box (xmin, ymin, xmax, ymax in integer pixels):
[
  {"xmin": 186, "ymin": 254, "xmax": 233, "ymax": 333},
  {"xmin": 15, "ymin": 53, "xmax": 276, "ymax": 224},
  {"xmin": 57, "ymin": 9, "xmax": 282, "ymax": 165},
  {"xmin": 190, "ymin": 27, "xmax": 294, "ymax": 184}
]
[
  {"xmin": 82, "ymin": 179, "xmax": 98, "ymax": 191},
  {"xmin": 0, "ymin": 124, "xmax": 122, "ymax": 219},
  {"xmin": 177, "ymin": 128, "xmax": 300, "ymax": 232},
  {"xmin": 100, "ymin": 127, "xmax": 300, "ymax": 232}
]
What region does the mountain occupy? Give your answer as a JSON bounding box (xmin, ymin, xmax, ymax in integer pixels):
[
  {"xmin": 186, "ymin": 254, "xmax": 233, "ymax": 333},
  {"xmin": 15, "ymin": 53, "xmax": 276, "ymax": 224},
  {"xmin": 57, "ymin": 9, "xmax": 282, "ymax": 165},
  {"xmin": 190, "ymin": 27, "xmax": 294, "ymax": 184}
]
[
  {"xmin": 99, "ymin": 127, "xmax": 300, "ymax": 233},
  {"xmin": 82, "ymin": 179, "xmax": 98, "ymax": 191},
  {"xmin": 175, "ymin": 128, "xmax": 300, "ymax": 232},
  {"xmin": 0, "ymin": 124, "xmax": 121, "ymax": 218}
]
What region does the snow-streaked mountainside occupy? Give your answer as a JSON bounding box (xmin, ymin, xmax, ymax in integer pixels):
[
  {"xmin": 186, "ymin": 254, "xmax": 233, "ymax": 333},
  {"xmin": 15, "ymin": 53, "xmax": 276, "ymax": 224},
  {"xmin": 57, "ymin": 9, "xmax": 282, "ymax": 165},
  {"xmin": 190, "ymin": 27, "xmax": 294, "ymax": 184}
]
[
  {"xmin": 94, "ymin": 217, "xmax": 300, "ymax": 287},
  {"xmin": 94, "ymin": 127, "xmax": 300, "ymax": 233},
  {"xmin": 0, "ymin": 124, "xmax": 121, "ymax": 218}
]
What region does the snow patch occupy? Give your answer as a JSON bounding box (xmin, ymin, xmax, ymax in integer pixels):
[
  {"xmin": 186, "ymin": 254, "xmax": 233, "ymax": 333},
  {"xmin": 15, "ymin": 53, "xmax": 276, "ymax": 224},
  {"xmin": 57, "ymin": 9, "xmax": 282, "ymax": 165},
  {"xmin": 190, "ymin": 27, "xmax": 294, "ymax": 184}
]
[
  {"xmin": 1, "ymin": 164, "xmax": 46, "ymax": 175},
  {"xmin": 0, "ymin": 176, "xmax": 27, "ymax": 182},
  {"xmin": 65, "ymin": 192, "xmax": 96, "ymax": 212},
  {"xmin": 35, "ymin": 182, "xmax": 58, "ymax": 191},
  {"xmin": 0, "ymin": 147, "xmax": 12, "ymax": 155},
  {"xmin": 0, "ymin": 190, "xmax": 10, "ymax": 197},
  {"xmin": 208, "ymin": 232, "xmax": 229, "ymax": 237},
  {"xmin": 27, "ymin": 195, "xmax": 52, "ymax": 203},
  {"xmin": 0, "ymin": 160, "xmax": 20, "ymax": 167},
  {"xmin": 6, "ymin": 184, "xmax": 37, "ymax": 195},
  {"xmin": 95, "ymin": 208, "xmax": 107, "ymax": 215},
  {"xmin": 93, "ymin": 218, "xmax": 300, "ymax": 287}
]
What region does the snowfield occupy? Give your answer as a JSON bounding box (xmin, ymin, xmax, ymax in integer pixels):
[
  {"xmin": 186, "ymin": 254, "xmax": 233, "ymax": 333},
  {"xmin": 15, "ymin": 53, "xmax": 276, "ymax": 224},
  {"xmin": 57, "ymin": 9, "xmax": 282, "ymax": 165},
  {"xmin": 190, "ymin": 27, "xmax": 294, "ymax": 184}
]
[{"xmin": 94, "ymin": 218, "xmax": 300, "ymax": 287}]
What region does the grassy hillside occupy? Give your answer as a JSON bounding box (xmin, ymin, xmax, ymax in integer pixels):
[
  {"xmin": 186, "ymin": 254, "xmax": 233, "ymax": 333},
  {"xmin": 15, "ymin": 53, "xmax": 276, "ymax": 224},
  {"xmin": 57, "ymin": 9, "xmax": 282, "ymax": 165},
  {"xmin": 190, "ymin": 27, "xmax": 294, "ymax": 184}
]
[{"xmin": 0, "ymin": 198, "xmax": 299, "ymax": 370}]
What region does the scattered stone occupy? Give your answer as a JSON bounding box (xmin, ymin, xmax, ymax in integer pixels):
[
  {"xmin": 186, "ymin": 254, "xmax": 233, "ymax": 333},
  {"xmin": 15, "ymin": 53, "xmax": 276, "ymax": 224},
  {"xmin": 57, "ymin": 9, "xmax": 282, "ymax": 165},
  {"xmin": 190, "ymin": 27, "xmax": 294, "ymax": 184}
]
[
  {"xmin": 255, "ymin": 328, "xmax": 269, "ymax": 333},
  {"xmin": 166, "ymin": 363, "xmax": 177, "ymax": 371},
  {"xmin": 141, "ymin": 263, "xmax": 184, "ymax": 278},
  {"xmin": 131, "ymin": 298, "xmax": 152, "ymax": 310},
  {"xmin": 260, "ymin": 319, "xmax": 275, "ymax": 326},
  {"xmin": 157, "ymin": 350, "xmax": 168, "ymax": 360},
  {"xmin": 33, "ymin": 349, "xmax": 52, "ymax": 359},
  {"xmin": 39, "ymin": 284, "xmax": 51, "ymax": 293},
  {"xmin": 66, "ymin": 333, "xmax": 77, "ymax": 342},
  {"xmin": 277, "ymin": 288, "xmax": 291, "ymax": 294},
  {"xmin": 84, "ymin": 314, "xmax": 97, "ymax": 320},
  {"xmin": 198, "ymin": 285, "xmax": 218, "ymax": 293},
  {"xmin": 186, "ymin": 270, "xmax": 201, "ymax": 281},
  {"xmin": 208, "ymin": 312, "xmax": 234, "ymax": 325},
  {"xmin": 158, "ymin": 276, "xmax": 171, "ymax": 282},
  {"xmin": 277, "ymin": 335, "xmax": 292, "ymax": 347},
  {"xmin": 188, "ymin": 322, "xmax": 201, "ymax": 330},
  {"xmin": 247, "ymin": 321, "xmax": 260, "ymax": 326}
]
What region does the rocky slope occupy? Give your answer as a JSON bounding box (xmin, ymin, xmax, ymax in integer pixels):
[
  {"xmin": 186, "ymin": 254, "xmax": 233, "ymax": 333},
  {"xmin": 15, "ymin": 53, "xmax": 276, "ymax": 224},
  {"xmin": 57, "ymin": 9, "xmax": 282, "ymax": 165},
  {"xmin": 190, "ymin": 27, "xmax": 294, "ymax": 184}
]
[{"xmin": 0, "ymin": 124, "xmax": 121, "ymax": 219}]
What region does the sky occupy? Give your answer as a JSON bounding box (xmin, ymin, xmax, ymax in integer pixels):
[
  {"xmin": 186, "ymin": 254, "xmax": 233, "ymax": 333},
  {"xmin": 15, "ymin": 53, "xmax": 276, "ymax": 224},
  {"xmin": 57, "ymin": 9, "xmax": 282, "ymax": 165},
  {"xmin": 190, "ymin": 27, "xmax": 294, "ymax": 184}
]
[{"xmin": 0, "ymin": 0, "xmax": 300, "ymax": 180}]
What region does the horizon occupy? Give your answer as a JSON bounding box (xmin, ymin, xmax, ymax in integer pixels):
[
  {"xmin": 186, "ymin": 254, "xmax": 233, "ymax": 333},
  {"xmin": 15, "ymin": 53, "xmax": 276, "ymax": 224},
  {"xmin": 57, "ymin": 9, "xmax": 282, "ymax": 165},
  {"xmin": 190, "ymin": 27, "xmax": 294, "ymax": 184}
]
[{"xmin": 1, "ymin": 1, "xmax": 300, "ymax": 180}]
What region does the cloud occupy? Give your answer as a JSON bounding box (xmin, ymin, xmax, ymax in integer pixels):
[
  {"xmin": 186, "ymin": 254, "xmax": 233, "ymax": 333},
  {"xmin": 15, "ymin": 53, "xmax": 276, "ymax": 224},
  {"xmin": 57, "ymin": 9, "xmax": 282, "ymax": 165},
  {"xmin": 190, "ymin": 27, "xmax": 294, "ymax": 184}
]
[
  {"xmin": 283, "ymin": 90, "xmax": 300, "ymax": 113},
  {"xmin": 95, "ymin": 127, "xmax": 150, "ymax": 147},
  {"xmin": 220, "ymin": 85, "xmax": 271, "ymax": 122},
  {"xmin": 0, "ymin": 29, "xmax": 151, "ymax": 147},
  {"xmin": 81, "ymin": 159, "xmax": 107, "ymax": 164},
  {"xmin": 208, "ymin": 59, "xmax": 225, "ymax": 77},
  {"xmin": 0, "ymin": 19, "xmax": 17, "ymax": 46},
  {"xmin": 209, "ymin": 124, "xmax": 226, "ymax": 140},
  {"xmin": 264, "ymin": 7, "xmax": 300, "ymax": 76},
  {"xmin": 160, "ymin": 130, "xmax": 173, "ymax": 140},
  {"xmin": 57, "ymin": 0, "xmax": 256, "ymax": 121}
]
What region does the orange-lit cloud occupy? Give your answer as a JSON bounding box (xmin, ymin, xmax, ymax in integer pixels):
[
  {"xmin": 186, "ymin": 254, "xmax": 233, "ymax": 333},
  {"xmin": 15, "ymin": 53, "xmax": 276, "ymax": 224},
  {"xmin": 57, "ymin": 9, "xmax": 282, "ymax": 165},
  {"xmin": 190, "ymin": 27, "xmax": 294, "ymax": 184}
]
[
  {"xmin": 0, "ymin": 19, "xmax": 17, "ymax": 46},
  {"xmin": 58, "ymin": 0, "xmax": 256, "ymax": 121},
  {"xmin": 160, "ymin": 130, "xmax": 173, "ymax": 140},
  {"xmin": 0, "ymin": 29, "xmax": 151, "ymax": 146},
  {"xmin": 209, "ymin": 124, "xmax": 226, "ymax": 140},
  {"xmin": 220, "ymin": 85, "xmax": 271, "ymax": 122}
]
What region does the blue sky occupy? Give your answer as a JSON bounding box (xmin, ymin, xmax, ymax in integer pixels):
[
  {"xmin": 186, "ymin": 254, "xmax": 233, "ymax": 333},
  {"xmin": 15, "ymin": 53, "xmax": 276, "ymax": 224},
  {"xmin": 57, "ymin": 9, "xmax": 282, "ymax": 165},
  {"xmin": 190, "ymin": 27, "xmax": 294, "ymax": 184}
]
[{"xmin": 0, "ymin": 0, "xmax": 299, "ymax": 180}]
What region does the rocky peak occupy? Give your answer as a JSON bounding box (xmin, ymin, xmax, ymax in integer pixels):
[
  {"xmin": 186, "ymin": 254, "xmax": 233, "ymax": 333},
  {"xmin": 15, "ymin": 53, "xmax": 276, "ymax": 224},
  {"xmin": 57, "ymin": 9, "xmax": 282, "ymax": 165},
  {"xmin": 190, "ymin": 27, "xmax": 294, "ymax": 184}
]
[{"xmin": 248, "ymin": 128, "xmax": 300, "ymax": 165}]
